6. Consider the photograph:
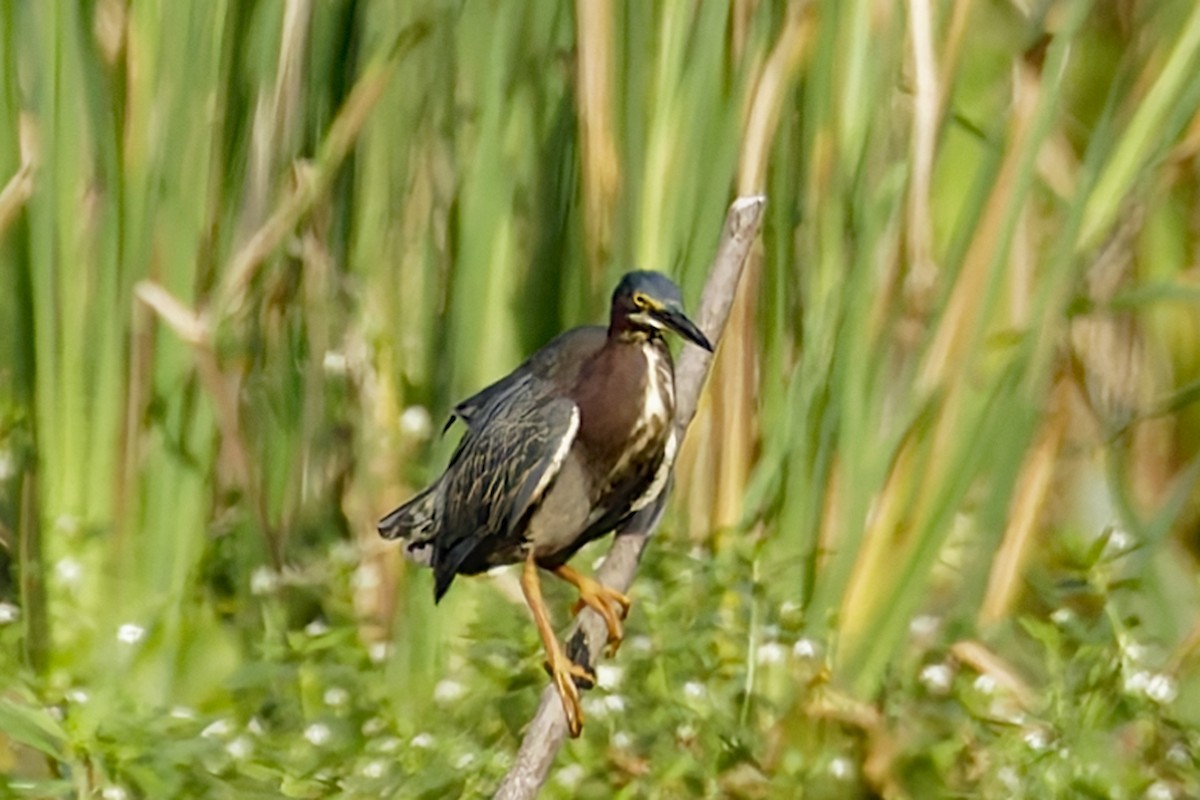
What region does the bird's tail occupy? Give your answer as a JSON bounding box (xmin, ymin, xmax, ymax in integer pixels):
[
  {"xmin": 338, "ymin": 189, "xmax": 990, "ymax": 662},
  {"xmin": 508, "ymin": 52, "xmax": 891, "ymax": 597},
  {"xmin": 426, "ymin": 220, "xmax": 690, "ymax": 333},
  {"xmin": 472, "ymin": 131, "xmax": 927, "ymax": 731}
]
[{"xmin": 377, "ymin": 484, "xmax": 439, "ymax": 567}]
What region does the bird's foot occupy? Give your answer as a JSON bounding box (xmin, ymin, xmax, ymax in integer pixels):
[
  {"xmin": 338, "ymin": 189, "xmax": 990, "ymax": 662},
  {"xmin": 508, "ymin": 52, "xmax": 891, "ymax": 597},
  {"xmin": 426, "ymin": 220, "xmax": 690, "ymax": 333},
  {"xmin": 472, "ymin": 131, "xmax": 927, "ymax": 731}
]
[
  {"xmin": 544, "ymin": 645, "xmax": 592, "ymax": 737},
  {"xmin": 542, "ymin": 652, "xmax": 596, "ymax": 690},
  {"xmin": 569, "ymin": 579, "xmax": 632, "ymax": 656}
]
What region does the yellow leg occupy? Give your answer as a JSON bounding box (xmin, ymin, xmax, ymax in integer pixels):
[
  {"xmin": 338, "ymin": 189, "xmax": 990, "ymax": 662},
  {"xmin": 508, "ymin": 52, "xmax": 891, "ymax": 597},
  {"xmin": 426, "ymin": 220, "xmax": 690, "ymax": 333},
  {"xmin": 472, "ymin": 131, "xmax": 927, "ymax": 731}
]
[
  {"xmin": 521, "ymin": 553, "xmax": 591, "ymax": 737},
  {"xmin": 552, "ymin": 564, "xmax": 632, "ymax": 656}
]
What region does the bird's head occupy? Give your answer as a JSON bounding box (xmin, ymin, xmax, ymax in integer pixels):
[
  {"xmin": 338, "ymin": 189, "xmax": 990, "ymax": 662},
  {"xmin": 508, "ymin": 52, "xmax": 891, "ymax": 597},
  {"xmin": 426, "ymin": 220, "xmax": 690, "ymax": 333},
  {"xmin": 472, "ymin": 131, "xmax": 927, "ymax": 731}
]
[{"xmin": 609, "ymin": 271, "xmax": 713, "ymax": 352}]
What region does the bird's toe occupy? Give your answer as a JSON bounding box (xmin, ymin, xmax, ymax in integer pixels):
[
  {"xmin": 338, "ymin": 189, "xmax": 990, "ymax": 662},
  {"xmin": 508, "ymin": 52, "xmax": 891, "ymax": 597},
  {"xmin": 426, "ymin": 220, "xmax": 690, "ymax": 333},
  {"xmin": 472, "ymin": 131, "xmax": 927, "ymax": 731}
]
[
  {"xmin": 543, "ymin": 655, "xmax": 596, "ymax": 690},
  {"xmin": 545, "ymin": 653, "xmax": 591, "ymax": 737}
]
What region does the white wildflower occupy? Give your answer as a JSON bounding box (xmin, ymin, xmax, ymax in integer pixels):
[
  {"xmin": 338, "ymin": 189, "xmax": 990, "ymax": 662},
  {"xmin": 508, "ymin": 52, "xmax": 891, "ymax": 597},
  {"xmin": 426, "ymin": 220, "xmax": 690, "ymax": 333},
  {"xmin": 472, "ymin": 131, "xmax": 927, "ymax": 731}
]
[
  {"xmin": 756, "ymin": 641, "xmax": 786, "ymax": 665},
  {"xmin": 1166, "ymin": 743, "xmax": 1190, "ymax": 766},
  {"xmin": 55, "ymin": 558, "xmax": 83, "ymax": 586},
  {"xmin": 304, "ymin": 723, "xmax": 332, "ymax": 746},
  {"xmin": 596, "ymin": 664, "xmax": 623, "ymax": 690},
  {"xmin": 323, "ymin": 351, "xmax": 348, "ymax": 375},
  {"xmin": 377, "ymin": 736, "xmax": 402, "ymax": 753},
  {"xmin": 201, "ymin": 719, "xmax": 233, "ymax": 739},
  {"xmin": 1122, "ymin": 639, "xmax": 1148, "ymax": 664},
  {"xmin": 1050, "ymin": 608, "xmax": 1074, "ymax": 626},
  {"xmin": 0, "ymin": 602, "xmax": 20, "ymax": 624},
  {"xmin": 919, "ymin": 663, "xmax": 954, "ymax": 695},
  {"xmin": 116, "ymin": 623, "xmax": 145, "ymax": 645},
  {"xmin": 329, "ymin": 541, "xmax": 358, "ymax": 564},
  {"xmin": 555, "ymin": 764, "xmax": 585, "ymax": 790},
  {"xmin": 1105, "ymin": 525, "xmax": 1135, "ymax": 556},
  {"xmin": 829, "ymin": 757, "xmax": 853, "ymax": 779},
  {"xmin": 1145, "ymin": 781, "xmax": 1175, "ymax": 800},
  {"xmin": 250, "ymin": 567, "xmax": 277, "ymax": 595},
  {"xmin": 399, "ymin": 406, "xmax": 433, "ymax": 440},
  {"xmin": 582, "ymin": 696, "xmax": 609, "ymax": 719},
  {"xmin": 793, "ymin": 638, "xmax": 821, "ymax": 660},
  {"xmin": 226, "ymin": 736, "xmax": 253, "ymax": 760},
  {"xmin": 628, "ymin": 635, "xmax": 653, "ymax": 654},
  {"xmin": 1023, "ymin": 728, "xmax": 1050, "ymax": 752},
  {"xmin": 352, "ymin": 563, "xmax": 381, "ymax": 591},
  {"xmin": 909, "ymin": 615, "xmax": 941, "ymax": 639},
  {"xmin": 973, "ymin": 673, "xmax": 997, "ymax": 695},
  {"xmin": 54, "ymin": 515, "xmax": 81, "ymax": 534},
  {"xmin": 1125, "ymin": 670, "xmax": 1151, "ymax": 695},
  {"xmin": 433, "ymin": 679, "xmax": 465, "ymax": 705},
  {"xmin": 1145, "ymin": 674, "xmax": 1178, "ymax": 705}
]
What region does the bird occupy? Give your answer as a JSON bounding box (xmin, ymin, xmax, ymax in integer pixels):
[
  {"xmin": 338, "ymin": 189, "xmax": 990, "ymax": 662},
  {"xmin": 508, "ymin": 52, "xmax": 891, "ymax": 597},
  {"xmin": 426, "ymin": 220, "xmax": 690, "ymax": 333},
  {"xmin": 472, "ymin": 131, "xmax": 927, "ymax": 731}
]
[{"xmin": 377, "ymin": 270, "xmax": 712, "ymax": 736}]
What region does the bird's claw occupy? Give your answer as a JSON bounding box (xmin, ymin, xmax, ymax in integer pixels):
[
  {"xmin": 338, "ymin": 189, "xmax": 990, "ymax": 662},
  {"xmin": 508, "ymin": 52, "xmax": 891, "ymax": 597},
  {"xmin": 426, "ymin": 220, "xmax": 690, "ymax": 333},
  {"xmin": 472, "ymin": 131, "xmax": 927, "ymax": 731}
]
[
  {"xmin": 544, "ymin": 649, "xmax": 592, "ymax": 737},
  {"xmin": 570, "ymin": 583, "xmax": 632, "ymax": 656},
  {"xmin": 543, "ymin": 654, "xmax": 595, "ymax": 690}
]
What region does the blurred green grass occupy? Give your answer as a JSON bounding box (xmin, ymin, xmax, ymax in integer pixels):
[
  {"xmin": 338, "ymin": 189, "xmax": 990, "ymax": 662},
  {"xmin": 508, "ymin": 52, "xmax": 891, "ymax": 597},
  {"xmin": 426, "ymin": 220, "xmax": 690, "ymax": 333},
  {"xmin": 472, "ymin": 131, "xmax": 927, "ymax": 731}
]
[{"xmin": 3, "ymin": 1, "xmax": 1200, "ymax": 797}]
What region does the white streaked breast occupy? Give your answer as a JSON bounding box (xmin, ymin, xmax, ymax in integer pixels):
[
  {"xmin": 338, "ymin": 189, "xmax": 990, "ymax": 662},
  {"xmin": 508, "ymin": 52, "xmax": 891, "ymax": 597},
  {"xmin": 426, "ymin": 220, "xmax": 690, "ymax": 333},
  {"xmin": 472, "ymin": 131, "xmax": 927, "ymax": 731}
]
[
  {"xmin": 641, "ymin": 343, "xmax": 670, "ymax": 425},
  {"xmin": 631, "ymin": 429, "xmax": 676, "ymax": 511}
]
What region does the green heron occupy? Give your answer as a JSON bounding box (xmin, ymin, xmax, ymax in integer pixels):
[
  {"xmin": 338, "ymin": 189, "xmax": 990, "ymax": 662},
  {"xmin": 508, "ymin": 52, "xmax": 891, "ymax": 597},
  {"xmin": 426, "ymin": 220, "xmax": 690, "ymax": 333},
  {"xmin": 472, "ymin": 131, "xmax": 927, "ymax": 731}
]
[{"xmin": 378, "ymin": 270, "xmax": 711, "ymax": 736}]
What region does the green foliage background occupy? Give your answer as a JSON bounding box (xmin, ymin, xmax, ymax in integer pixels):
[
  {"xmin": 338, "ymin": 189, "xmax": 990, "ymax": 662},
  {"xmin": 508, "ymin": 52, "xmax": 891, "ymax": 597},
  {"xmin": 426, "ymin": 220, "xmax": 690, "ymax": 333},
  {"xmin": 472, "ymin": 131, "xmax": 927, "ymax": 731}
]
[{"xmin": 3, "ymin": 1, "xmax": 1200, "ymax": 797}]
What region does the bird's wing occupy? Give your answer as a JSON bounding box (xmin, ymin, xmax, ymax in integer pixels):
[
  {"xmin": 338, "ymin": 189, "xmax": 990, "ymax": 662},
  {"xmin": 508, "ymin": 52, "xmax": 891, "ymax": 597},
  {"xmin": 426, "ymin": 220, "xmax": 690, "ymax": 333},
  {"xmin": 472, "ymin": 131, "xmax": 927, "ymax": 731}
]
[
  {"xmin": 442, "ymin": 327, "xmax": 607, "ymax": 433},
  {"xmin": 442, "ymin": 369, "xmax": 527, "ymax": 433},
  {"xmin": 376, "ymin": 481, "xmax": 440, "ymax": 566},
  {"xmin": 431, "ymin": 391, "xmax": 580, "ymax": 599}
]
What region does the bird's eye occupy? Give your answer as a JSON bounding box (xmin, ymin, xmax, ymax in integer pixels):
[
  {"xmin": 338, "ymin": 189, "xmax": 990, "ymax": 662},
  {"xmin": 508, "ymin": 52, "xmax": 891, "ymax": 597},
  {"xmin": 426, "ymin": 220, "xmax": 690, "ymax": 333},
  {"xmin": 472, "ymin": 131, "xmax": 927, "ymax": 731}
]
[{"xmin": 632, "ymin": 292, "xmax": 649, "ymax": 309}]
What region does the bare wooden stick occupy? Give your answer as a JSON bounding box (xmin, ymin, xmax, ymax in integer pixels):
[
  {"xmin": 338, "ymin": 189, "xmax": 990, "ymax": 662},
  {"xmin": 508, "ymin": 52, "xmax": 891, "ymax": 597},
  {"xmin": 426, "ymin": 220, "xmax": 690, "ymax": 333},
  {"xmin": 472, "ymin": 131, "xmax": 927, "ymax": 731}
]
[{"xmin": 493, "ymin": 195, "xmax": 767, "ymax": 800}]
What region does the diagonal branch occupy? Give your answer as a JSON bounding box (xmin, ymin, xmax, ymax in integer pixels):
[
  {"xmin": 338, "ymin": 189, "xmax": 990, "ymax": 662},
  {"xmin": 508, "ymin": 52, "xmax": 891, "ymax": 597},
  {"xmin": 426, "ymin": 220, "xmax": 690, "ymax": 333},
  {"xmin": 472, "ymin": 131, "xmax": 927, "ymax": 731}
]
[{"xmin": 493, "ymin": 195, "xmax": 767, "ymax": 800}]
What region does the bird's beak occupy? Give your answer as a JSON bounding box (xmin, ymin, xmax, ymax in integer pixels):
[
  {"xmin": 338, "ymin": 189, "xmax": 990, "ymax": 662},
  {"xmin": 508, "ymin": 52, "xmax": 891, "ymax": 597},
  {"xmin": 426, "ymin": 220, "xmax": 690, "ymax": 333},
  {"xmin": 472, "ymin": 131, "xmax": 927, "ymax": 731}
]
[{"xmin": 656, "ymin": 306, "xmax": 713, "ymax": 352}]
